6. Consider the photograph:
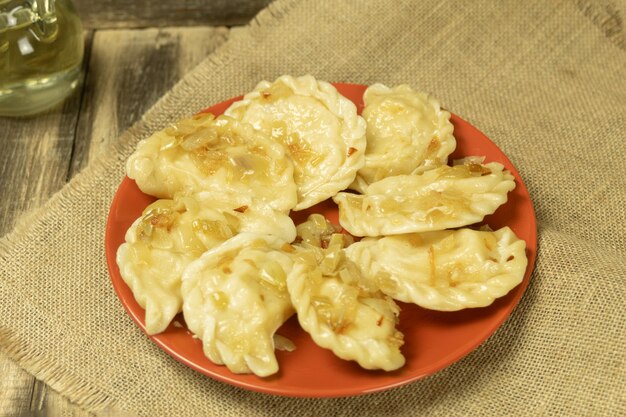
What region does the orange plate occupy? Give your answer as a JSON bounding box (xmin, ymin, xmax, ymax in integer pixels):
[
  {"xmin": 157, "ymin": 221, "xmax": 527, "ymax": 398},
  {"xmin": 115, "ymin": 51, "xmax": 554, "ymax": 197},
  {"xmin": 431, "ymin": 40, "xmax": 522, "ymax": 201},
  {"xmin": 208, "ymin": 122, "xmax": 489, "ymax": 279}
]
[{"xmin": 105, "ymin": 83, "xmax": 537, "ymax": 397}]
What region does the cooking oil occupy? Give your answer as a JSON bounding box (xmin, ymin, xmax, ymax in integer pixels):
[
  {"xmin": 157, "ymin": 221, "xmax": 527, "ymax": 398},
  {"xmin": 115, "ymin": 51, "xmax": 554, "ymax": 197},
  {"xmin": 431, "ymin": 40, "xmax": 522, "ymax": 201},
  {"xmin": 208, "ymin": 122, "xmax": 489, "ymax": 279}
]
[{"xmin": 0, "ymin": 0, "xmax": 83, "ymax": 116}]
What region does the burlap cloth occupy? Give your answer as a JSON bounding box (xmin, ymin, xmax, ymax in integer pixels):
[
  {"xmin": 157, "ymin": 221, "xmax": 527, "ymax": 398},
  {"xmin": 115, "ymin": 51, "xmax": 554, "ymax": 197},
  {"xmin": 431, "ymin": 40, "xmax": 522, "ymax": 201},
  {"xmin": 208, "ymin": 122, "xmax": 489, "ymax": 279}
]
[{"xmin": 1, "ymin": 0, "xmax": 625, "ymax": 415}]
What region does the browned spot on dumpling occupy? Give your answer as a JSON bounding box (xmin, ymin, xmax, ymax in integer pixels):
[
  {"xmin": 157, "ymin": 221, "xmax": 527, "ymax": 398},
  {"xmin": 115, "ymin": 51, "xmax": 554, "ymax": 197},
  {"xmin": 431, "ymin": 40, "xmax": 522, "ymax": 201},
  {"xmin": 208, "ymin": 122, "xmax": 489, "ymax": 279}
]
[
  {"xmin": 468, "ymin": 163, "xmax": 492, "ymax": 176},
  {"xmin": 428, "ymin": 246, "xmax": 437, "ymax": 287},
  {"xmin": 191, "ymin": 149, "xmax": 228, "ymax": 176},
  {"xmin": 406, "ymin": 234, "xmax": 424, "ymax": 247},
  {"xmin": 260, "ymin": 81, "xmax": 292, "ymax": 102},
  {"xmin": 427, "ymin": 136, "xmax": 440, "ymax": 153},
  {"xmin": 281, "ymin": 243, "xmax": 296, "ymax": 253}
]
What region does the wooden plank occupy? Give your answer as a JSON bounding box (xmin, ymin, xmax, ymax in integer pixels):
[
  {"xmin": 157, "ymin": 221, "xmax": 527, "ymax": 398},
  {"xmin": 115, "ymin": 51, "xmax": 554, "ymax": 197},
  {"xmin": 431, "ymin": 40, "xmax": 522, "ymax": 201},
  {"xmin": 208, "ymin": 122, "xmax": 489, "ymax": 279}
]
[
  {"xmin": 30, "ymin": 26, "xmax": 231, "ymax": 416},
  {"xmin": 30, "ymin": 386, "xmax": 96, "ymax": 417},
  {"xmin": 73, "ymin": 0, "xmax": 271, "ymax": 29},
  {"xmin": 0, "ymin": 32, "xmax": 93, "ymax": 237},
  {"xmin": 0, "ymin": 359, "xmax": 34, "ymax": 417}
]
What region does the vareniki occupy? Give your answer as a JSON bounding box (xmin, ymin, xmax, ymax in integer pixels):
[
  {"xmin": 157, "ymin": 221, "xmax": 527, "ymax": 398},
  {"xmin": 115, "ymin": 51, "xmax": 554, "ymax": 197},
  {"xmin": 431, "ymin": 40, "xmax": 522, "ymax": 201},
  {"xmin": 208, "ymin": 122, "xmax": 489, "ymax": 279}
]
[
  {"xmin": 334, "ymin": 159, "xmax": 515, "ymax": 236},
  {"xmin": 126, "ymin": 113, "xmax": 298, "ymax": 212},
  {"xmin": 225, "ymin": 75, "xmax": 367, "ymax": 210},
  {"xmin": 346, "ymin": 227, "xmax": 528, "ymax": 310},
  {"xmin": 182, "ymin": 233, "xmax": 295, "ymax": 377},
  {"xmin": 351, "ymin": 83, "xmax": 456, "ymax": 192}
]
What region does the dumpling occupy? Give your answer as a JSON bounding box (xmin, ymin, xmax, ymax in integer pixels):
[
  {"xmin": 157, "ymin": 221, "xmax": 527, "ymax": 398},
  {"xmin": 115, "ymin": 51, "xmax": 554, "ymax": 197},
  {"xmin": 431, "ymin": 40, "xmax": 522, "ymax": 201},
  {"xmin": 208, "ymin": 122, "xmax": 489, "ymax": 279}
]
[
  {"xmin": 181, "ymin": 233, "xmax": 295, "ymax": 377},
  {"xmin": 116, "ymin": 195, "xmax": 296, "ymax": 335},
  {"xmin": 345, "ymin": 227, "xmax": 528, "ymax": 310},
  {"xmin": 333, "ymin": 160, "xmax": 516, "ymax": 236},
  {"xmin": 224, "ymin": 75, "xmax": 367, "ymax": 210},
  {"xmin": 351, "ymin": 84, "xmax": 456, "ymax": 192},
  {"xmin": 286, "ymin": 233, "xmax": 405, "ymax": 371},
  {"xmin": 126, "ymin": 113, "xmax": 298, "ymax": 212}
]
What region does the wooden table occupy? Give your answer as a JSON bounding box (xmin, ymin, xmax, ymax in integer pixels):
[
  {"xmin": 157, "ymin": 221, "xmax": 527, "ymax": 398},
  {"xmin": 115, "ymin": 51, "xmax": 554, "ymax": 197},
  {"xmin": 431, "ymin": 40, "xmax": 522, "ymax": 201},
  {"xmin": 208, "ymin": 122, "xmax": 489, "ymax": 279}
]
[{"xmin": 0, "ymin": 1, "xmax": 267, "ymax": 415}]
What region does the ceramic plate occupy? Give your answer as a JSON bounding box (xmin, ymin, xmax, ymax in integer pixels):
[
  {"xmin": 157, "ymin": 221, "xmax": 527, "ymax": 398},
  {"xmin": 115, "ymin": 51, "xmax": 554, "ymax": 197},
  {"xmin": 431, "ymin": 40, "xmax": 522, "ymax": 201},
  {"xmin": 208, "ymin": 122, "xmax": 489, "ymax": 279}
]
[{"xmin": 105, "ymin": 83, "xmax": 537, "ymax": 397}]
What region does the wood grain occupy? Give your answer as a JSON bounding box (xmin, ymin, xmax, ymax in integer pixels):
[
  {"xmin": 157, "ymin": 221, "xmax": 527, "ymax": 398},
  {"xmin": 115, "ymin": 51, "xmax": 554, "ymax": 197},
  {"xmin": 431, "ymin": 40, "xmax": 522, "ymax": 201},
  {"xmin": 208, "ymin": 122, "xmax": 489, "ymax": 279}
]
[
  {"xmin": 0, "ymin": 32, "xmax": 92, "ymax": 237},
  {"xmin": 0, "ymin": 359, "xmax": 34, "ymax": 417},
  {"xmin": 73, "ymin": 0, "xmax": 271, "ymax": 29},
  {"xmin": 0, "ymin": 26, "xmax": 230, "ymax": 417}
]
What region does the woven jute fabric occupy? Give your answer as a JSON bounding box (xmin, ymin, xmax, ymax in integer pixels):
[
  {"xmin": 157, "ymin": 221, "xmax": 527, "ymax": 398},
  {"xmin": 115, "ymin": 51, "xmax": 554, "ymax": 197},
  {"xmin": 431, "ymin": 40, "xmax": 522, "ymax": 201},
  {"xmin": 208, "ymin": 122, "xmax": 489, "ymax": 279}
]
[{"xmin": 1, "ymin": 0, "xmax": 625, "ymax": 415}]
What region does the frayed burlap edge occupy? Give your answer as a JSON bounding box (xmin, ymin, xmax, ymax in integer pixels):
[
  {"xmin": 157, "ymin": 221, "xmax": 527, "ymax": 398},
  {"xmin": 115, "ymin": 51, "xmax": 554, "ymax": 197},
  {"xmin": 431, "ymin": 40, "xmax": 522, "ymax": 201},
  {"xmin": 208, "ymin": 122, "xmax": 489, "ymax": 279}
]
[
  {"xmin": 0, "ymin": 327, "xmax": 119, "ymax": 414},
  {"xmin": 0, "ymin": 0, "xmax": 302, "ymax": 414}
]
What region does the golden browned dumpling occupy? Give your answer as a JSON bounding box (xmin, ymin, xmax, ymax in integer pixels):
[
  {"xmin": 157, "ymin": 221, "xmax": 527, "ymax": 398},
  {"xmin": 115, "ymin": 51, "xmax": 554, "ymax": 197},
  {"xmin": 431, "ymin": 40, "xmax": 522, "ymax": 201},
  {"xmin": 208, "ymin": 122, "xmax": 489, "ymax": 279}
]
[
  {"xmin": 126, "ymin": 113, "xmax": 297, "ymax": 212},
  {"xmin": 225, "ymin": 75, "xmax": 366, "ymax": 210},
  {"xmin": 333, "ymin": 160, "xmax": 516, "ymax": 236},
  {"xmin": 181, "ymin": 233, "xmax": 295, "ymax": 377},
  {"xmin": 346, "ymin": 227, "xmax": 528, "ymax": 310},
  {"xmin": 286, "ymin": 233, "xmax": 405, "ymax": 371},
  {"xmin": 351, "ymin": 83, "xmax": 456, "ymax": 192},
  {"xmin": 116, "ymin": 194, "xmax": 296, "ymax": 335}
]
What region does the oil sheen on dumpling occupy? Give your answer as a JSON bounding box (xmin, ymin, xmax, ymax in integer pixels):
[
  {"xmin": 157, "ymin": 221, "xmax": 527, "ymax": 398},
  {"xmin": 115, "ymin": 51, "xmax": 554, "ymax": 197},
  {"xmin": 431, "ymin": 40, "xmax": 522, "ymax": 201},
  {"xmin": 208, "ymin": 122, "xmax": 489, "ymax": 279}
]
[
  {"xmin": 225, "ymin": 75, "xmax": 367, "ymax": 210},
  {"xmin": 351, "ymin": 84, "xmax": 456, "ymax": 192},
  {"xmin": 333, "ymin": 160, "xmax": 516, "ymax": 236},
  {"xmin": 286, "ymin": 234, "xmax": 405, "ymax": 371},
  {"xmin": 126, "ymin": 113, "xmax": 297, "ymax": 212},
  {"xmin": 116, "ymin": 195, "xmax": 296, "ymax": 335},
  {"xmin": 181, "ymin": 233, "xmax": 295, "ymax": 377},
  {"xmin": 346, "ymin": 227, "xmax": 528, "ymax": 310}
]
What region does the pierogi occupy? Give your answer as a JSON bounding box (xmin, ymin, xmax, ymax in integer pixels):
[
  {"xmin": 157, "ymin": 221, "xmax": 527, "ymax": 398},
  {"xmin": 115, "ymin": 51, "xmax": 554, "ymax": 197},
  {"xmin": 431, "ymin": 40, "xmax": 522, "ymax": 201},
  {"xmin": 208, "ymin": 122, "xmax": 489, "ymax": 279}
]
[
  {"xmin": 225, "ymin": 75, "xmax": 367, "ymax": 210},
  {"xmin": 116, "ymin": 194, "xmax": 296, "ymax": 335},
  {"xmin": 346, "ymin": 227, "xmax": 528, "ymax": 310},
  {"xmin": 126, "ymin": 113, "xmax": 298, "ymax": 212},
  {"xmin": 333, "ymin": 160, "xmax": 516, "ymax": 236},
  {"xmin": 181, "ymin": 233, "xmax": 295, "ymax": 377},
  {"xmin": 286, "ymin": 232, "xmax": 405, "ymax": 371},
  {"xmin": 351, "ymin": 84, "xmax": 456, "ymax": 192}
]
